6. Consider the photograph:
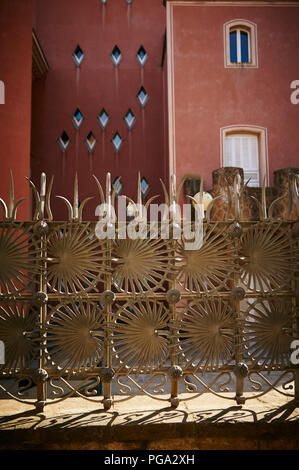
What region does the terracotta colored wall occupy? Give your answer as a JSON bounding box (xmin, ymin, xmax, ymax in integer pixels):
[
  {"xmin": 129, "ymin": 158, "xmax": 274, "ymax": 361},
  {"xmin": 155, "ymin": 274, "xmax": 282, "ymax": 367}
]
[
  {"xmin": 163, "ymin": 40, "xmax": 169, "ymax": 189},
  {"xmin": 31, "ymin": 0, "xmax": 167, "ymax": 220},
  {"xmin": 167, "ymin": 2, "xmax": 299, "ymax": 192},
  {"xmin": 0, "ymin": 0, "xmax": 33, "ymax": 219}
]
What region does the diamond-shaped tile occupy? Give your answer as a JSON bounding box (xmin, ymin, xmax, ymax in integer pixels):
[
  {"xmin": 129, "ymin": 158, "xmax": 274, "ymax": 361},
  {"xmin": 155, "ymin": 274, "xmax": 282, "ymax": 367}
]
[
  {"xmin": 111, "ymin": 45, "xmax": 122, "ymax": 66},
  {"xmin": 137, "ymin": 86, "xmax": 149, "ymax": 107},
  {"xmin": 124, "ymin": 109, "xmax": 136, "ymax": 130},
  {"xmin": 57, "ymin": 131, "xmax": 71, "ymax": 152},
  {"xmin": 72, "ymin": 108, "xmax": 84, "ymax": 130},
  {"xmin": 72, "ymin": 45, "xmax": 84, "ymax": 66},
  {"xmin": 111, "ymin": 132, "xmax": 123, "ymax": 153},
  {"xmin": 97, "ymin": 109, "xmax": 109, "ymax": 130},
  {"xmin": 137, "ymin": 46, "xmax": 148, "ymax": 66},
  {"xmin": 85, "ymin": 131, "xmax": 97, "ymax": 153}
]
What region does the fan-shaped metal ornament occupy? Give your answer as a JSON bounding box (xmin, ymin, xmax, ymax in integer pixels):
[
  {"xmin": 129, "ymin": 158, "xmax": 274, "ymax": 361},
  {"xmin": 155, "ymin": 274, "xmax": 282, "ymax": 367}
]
[
  {"xmin": 46, "ymin": 223, "xmax": 108, "ymax": 293},
  {"xmin": 239, "ymin": 223, "xmax": 298, "ymax": 292},
  {"xmin": 46, "ymin": 300, "xmax": 104, "ymax": 371},
  {"xmin": 177, "ymin": 224, "xmax": 236, "ymax": 292},
  {"xmin": 112, "ymin": 236, "xmax": 175, "ymax": 294},
  {"xmin": 179, "ymin": 299, "xmax": 235, "ymax": 371},
  {"xmin": 241, "ymin": 298, "xmax": 295, "ymax": 368},
  {"xmin": 0, "ymin": 223, "xmax": 40, "ymax": 294},
  {"xmin": 0, "ymin": 302, "xmax": 38, "ymax": 370},
  {"xmin": 112, "ymin": 301, "xmax": 170, "ymax": 372}
]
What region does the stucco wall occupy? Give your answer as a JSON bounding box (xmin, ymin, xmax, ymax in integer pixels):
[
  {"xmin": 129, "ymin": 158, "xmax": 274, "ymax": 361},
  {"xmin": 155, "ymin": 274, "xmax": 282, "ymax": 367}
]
[
  {"xmin": 167, "ymin": 1, "xmax": 299, "ymax": 192},
  {"xmin": 0, "ymin": 0, "xmax": 33, "ymax": 219},
  {"xmin": 31, "ymin": 0, "xmax": 167, "ymax": 220}
]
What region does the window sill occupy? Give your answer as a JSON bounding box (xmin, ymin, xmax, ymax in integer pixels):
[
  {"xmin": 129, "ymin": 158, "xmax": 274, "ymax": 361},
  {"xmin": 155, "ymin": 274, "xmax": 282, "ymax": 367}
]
[{"xmin": 225, "ymin": 62, "xmax": 258, "ymax": 69}]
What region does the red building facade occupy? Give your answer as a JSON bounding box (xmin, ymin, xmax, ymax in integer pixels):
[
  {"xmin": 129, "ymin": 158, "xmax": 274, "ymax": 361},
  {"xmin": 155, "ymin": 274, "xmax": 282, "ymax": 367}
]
[
  {"xmin": 166, "ymin": 0, "xmax": 299, "ymax": 193},
  {"xmin": 0, "ymin": 0, "xmax": 298, "ymax": 219},
  {"xmin": 0, "ymin": 0, "xmax": 167, "ymax": 220},
  {"xmin": 0, "ymin": 0, "xmax": 33, "ymax": 219}
]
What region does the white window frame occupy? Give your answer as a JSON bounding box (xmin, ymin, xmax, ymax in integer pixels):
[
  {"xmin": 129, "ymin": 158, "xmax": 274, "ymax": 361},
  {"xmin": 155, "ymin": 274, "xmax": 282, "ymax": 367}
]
[
  {"xmin": 220, "ymin": 125, "xmax": 269, "ymax": 187},
  {"xmin": 224, "ymin": 19, "xmax": 258, "ymax": 68}
]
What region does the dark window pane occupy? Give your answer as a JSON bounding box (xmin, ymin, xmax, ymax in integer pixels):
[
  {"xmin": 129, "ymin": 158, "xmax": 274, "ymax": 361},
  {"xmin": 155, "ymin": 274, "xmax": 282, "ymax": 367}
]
[
  {"xmin": 241, "ymin": 31, "xmax": 249, "ymax": 63},
  {"xmin": 230, "ymin": 30, "xmax": 237, "ymax": 63}
]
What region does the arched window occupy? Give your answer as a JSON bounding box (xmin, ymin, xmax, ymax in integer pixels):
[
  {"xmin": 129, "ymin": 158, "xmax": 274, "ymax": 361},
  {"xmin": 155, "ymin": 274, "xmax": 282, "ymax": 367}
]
[
  {"xmin": 220, "ymin": 126, "xmax": 269, "ymax": 187},
  {"xmin": 224, "ymin": 133, "xmax": 259, "ymax": 186},
  {"xmin": 224, "ymin": 20, "xmax": 258, "ymax": 68},
  {"xmin": 229, "ymin": 28, "xmax": 250, "ymax": 63}
]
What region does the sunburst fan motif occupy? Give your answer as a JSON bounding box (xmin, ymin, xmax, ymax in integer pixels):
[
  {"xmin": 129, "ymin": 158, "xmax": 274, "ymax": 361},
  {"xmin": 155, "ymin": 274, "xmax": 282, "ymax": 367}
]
[
  {"xmin": 241, "ymin": 299, "xmax": 295, "ymax": 368},
  {"xmin": 239, "ymin": 223, "xmax": 298, "ymax": 292},
  {"xmin": 112, "ymin": 301, "xmax": 169, "ymax": 371},
  {"xmin": 177, "ymin": 224, "xmax": 236, "ymax": 292},
  {"xmin": 179, "ymin": 299, "xmax": 235, "ymax": 371},
  {"xmin": 46, "ymin": 223, "xmax": 108, "ymax": 293},
  {"xmin": 112, "ymin": 236, "xmax": 174, "ymax": 293},
  {"xmin": 0, "ymin": 224, "xmax": 39, "ymax": 294},
  {"xmin": 46, "ymin": 301, "xmax": 104, "ymax": 370},
  {"xmin": 0, "ymin": 302, "xmax": 38, "ymax": 370}
]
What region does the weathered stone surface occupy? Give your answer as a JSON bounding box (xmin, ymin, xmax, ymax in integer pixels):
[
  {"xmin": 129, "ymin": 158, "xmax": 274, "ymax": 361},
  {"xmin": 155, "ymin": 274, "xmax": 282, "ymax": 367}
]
[
  {"xmin": 0, "ymin": 392, "xmax": 298, "ymax": 450},
  {"xmin": 182, "ymin": 166, "xmax": 298, "ymax": 224},
  {"xmin": 273, "ymin": 167, "xmax": 299, "ymax": 220},
  {"xmin": 210, "ymin": 167, "xmax": 255, "ymax": 221}
]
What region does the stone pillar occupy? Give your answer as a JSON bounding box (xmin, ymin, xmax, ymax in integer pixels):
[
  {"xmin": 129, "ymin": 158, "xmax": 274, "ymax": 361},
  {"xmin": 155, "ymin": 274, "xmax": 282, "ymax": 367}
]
[
  {"xmin": 210, "ymin": 167, "xmax": 254, "ymax": 221},
  {"xmin": 273, "ymin": 168, "xmax": 299, "ymax": 220}
]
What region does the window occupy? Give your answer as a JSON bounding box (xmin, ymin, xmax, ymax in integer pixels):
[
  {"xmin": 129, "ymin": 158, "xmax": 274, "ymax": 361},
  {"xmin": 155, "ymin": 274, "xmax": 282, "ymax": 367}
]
[
  {"xmin": 97, "ymin": 108, "xmax": 110, "ymax": 130},
  {"xmin": 113, "ymin": 177, "xmax": 123, "ymax": 196},
  {"xmin": 229, "ymin": 29, "xmax": 249, "ymax": 63},
  {"xmin": 224, "ymin": 20, "xmax": 258, "ymax": 68},
  {"xmin": 140, "ymin": 176, "xmax": 150, "ymax": 198},
  {"xmin": 111, "ymin": 45, "xmax": 122, "ymax": 66},
  {"xmin": 224, "ymin": 134, "xmax": 259, "ymax": 186},
  {"xmin": 137, "ymin": 86, "xmax": 149, "ymax": 107},
  {"xmin": 72, "ymin": 108, "xmax": 84, "ymax": 130},
  {"xmin": 72, "ymin": 45, "xmax": 84, "ymax": 67},
  {"xmin": 220, "ymin": 126, "xmax": 269, "ymax": 187},
  {"xmin": 57, "ymin": 131, "xmax": 71, "ymax": 152},
  {"xmin": 124, "ymin": 109, "xmax": 136, "ymax": 130},
  {"xmin": 85, "ymin": 131, "xmax": 97, "ymax": 153},
  {"xmin": 137, "ymin": 46, "xmax": 148, "ymax": 66},
  {"xmin": 111, "ymin": 132, "xmax": 123, "ymax": 153}
]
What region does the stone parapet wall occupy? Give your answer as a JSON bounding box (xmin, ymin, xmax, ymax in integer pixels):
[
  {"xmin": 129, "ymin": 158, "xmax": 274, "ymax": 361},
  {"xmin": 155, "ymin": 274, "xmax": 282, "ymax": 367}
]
[
  {"xmin": 184, "ymin": 167, "xmax": 299, "ymax": 221},
  {"xmin": 0, "ymin": 395, "xmax": 298, "ymax": 450}
]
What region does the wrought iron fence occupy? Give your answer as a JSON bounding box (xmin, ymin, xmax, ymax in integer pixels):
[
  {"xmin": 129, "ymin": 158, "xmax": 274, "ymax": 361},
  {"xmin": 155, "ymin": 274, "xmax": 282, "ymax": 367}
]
[{"xmin": 0, "ymin": 171, "xmax": 298, "ymax": 412}]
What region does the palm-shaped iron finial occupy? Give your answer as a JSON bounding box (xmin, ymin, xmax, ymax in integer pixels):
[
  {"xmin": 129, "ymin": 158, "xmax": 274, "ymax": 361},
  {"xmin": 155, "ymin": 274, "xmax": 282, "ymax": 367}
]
[
  {"xmin": 0, "ymin": 170, "xmax": 26, "ymax": 221},
  {"xmin": 56, "ymin": 173, "xmax": 93, "ymax": 222}
]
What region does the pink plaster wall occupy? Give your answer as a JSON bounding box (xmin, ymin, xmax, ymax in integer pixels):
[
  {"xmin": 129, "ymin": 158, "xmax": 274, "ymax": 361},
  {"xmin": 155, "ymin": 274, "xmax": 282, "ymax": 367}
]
[{"xmin": 168, "ymin": 2, "xmax": 299, "ymax": 191}]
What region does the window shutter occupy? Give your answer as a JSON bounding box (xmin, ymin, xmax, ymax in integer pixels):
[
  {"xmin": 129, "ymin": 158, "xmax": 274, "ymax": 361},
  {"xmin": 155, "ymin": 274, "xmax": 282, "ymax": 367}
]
[
  {"xmin": 224, "ymin": 137, "xmax": 234, "ymax": 166},
  {"xmin": 224, "ymin": 134, "xmax": 260, "ymax": 187}
]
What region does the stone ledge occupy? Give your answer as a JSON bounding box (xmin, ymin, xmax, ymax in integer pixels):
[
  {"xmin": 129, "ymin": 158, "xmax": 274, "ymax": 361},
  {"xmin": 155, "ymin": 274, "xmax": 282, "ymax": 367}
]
[{"xmin": 0, "ymin": 392, "xmax": 298, "ymax": 450}]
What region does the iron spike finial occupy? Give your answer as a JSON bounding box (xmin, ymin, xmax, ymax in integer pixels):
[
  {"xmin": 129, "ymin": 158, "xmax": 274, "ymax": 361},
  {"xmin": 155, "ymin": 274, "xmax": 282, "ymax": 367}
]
[
  {"xmin": 73, "ymin": 172, "xmax": 79, "ymax": 220},
  {"xmin": 57, "ymin": 173, "xmax": 92, "ymax": 222},
  {"xmin": 137, "ymin": 171, "xmax": 142, "ymax": 207},
  {"xmin": 233, "ymin": 173, "xmax": 241, "ymax": 222},
  {"xmin": 27, "ymin": 172, "xmax": 53, "ymax": 221},
  {"xmin": 0, "ymin": 170, "xmax": 26, "ymax": 221}
]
